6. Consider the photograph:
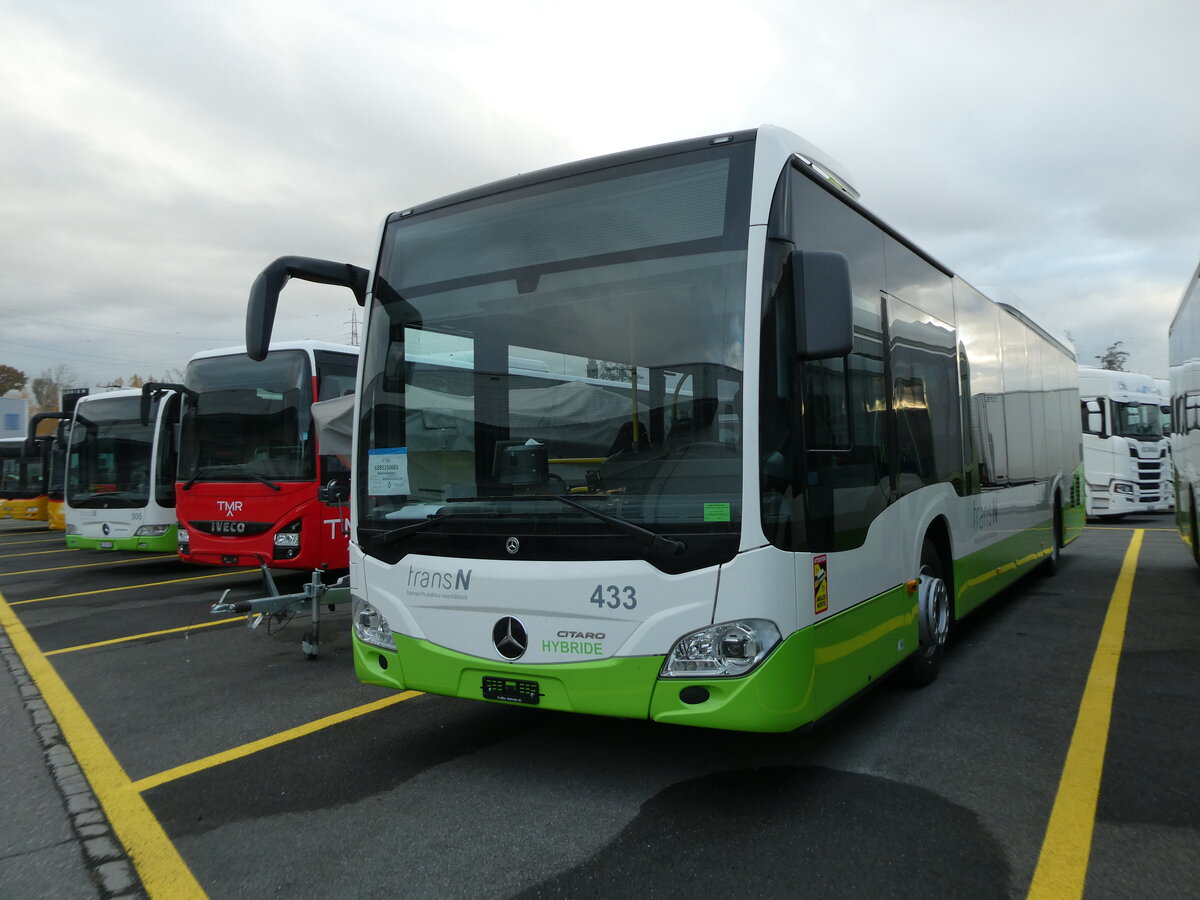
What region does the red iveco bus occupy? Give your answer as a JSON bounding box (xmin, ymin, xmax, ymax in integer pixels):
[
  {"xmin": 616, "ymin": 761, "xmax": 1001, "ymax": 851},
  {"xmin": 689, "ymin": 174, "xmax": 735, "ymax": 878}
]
[{"xmin": 146, "ymin": 340, "xmax": 358, "ymax": 572}]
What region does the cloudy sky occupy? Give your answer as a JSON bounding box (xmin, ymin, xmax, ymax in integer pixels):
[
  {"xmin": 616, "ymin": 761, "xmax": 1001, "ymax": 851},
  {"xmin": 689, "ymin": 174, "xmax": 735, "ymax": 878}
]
[{"xmin": 2, "ymin": 0, "xmax": 1197, "ymax": 396}]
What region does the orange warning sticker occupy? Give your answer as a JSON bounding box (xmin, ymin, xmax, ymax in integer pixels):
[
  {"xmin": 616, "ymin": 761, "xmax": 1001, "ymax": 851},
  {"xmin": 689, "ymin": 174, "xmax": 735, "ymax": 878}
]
[{"xmin": 813, "ymin": 554, "xmax": 828, "ymax": 614}]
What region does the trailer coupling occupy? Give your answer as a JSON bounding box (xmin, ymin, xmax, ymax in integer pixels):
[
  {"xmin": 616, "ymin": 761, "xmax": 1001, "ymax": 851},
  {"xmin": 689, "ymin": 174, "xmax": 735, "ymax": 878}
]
[{"xmin": 212, "ymin": 561, "xmax": 351, "ymax": 659}]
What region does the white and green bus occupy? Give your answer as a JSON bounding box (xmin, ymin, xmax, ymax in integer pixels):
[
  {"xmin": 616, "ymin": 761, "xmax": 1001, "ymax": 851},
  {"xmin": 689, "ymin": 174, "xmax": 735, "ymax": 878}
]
[
  {"xmin": 247, "ymin": 126, "xmax": 1084, "ymax": 732},
  {"xmin": 65, "ymin": 388, "xmax": 180, "ymax": 552},
  {"xmin": 1169, "ymin": 259, "xmax": 1200, "ymax": 563}
]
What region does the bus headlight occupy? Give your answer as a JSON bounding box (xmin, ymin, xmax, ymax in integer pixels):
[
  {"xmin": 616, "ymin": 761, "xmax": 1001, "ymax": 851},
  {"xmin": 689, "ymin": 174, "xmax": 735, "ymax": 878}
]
[
  {"xmin": 66, "ymin": 524, "xmax": 79, "ymax": 535},
  {"xmin": 661, "ymin": 619, "xmax": 781, "ymax": 678},
  {"xmin": 352, "ymin": 596, "xmax": 394, "ymax": 650},
  {"xmin": 177, "ymin": 525, "xmax": 189, "ymax": 549},
  {"xmin": 273, "ymin": 519, "xmax": 303, "ymax": 558},
  {"xmin": 134, "ymin": 524, "xmax": 171, "ymax": 537},
  {"xmin": 274, "ymin": 518, "xmax": 302, "ymax": 545}
]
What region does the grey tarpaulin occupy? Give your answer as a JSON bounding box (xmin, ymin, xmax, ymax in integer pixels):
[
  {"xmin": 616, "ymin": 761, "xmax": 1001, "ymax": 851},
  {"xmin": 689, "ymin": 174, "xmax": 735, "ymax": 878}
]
[
  {"xmin": 311, "ymin": 393, "xmax": 355, "ymax": 457},
  {"xmin": 314, "ymin": 379, "xmax": 648, "ymax": 467}
]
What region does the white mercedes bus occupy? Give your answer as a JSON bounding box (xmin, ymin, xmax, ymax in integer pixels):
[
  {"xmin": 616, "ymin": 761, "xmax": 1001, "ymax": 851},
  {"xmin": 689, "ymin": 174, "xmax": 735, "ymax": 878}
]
[{"xmin": 245, "ymin": 126, "xmax": 1083, "ymax": 731}]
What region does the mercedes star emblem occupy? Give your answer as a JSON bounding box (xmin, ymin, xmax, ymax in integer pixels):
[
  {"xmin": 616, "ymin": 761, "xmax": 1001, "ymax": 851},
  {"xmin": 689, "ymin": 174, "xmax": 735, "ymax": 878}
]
[
  {"xmin": 492, "ymin": 616, "xmax": 528, "ymax": 660},
  {"xmin": 505, "ymin": 536, "xmax": 520, "ymax": 555}
]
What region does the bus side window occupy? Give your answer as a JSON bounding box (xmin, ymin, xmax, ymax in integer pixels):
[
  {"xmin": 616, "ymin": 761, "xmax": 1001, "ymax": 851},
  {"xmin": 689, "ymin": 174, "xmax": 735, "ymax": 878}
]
[
  {"xmin": 887, "ymin": 296, "xmax": 960, "ymax": 495},
  {"xmin": 319, "ymin": 374, "xmax": 356, "ymax": 402}
]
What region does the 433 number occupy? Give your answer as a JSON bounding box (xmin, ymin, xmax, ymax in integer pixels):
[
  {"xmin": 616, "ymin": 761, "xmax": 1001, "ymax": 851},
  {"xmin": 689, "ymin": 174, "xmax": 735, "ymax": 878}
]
[{"xmin": 589, "ymin": 584, "xmax": 637, "ymax": 610}]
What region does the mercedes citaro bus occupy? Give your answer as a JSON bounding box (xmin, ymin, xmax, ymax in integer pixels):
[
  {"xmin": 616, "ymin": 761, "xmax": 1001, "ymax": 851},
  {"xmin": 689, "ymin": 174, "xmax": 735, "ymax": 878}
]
[
  {"xmin": 244, "ymin": 126, "xmax": 1084, "ymax": 732},
  {"xmin": 65, "ymin": 389, "xmax": 179, "ymax": 551}
]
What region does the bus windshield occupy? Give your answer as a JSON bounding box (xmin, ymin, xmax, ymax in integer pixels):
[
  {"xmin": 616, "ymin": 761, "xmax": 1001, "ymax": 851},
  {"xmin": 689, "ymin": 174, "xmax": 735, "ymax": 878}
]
[
  {"xmin": 358, "ymin": 141, "xmax": 752, "ymax": 550},
  {"xmin": 1, "ymin": 441, "xmax": 44, "ymax": 498},
  {"xmin": 180, "ymin": 351, "xmax": 315, "ymax": 483},
  {"xmin": 68, "ymin": 396, "xmax": 159, "ymax": 508},
  {"xmin": 1112, "ymin": 401, "xmax": 1164, "ymax": 439}
]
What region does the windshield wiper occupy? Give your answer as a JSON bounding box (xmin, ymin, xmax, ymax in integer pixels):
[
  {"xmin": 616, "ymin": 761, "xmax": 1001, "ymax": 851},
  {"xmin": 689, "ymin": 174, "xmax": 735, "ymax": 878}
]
[
  {"xmin": 445, "ymin": 493, "xmax": 687, "ymax": 556},
  {"xmin": 364, "ymin": 494, "xmax": 689, "ymax": 556},
  {"xmin": 182, "ymin": 466, "xmax": 281, "ymax": 492},
  {"xmin": 363, "ymin": 511, "xmax": 490, "ymax": 550}
]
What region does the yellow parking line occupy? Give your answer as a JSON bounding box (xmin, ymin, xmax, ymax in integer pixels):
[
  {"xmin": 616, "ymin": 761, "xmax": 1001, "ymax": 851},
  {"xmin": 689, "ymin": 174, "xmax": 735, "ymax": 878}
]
[
  {"xmin": 1084, "ymin": 526, "xmax": 1175, "ymax": 532},
  {"xmin": 131, "ymin": 691, "xmax": 423, "ymax": 793},
  {"xmin": 1027, "ymin": 529, "xmax": 1142, "ymax": 900},
  {"xmin": 0, "ymin": 537, "xmax": 65, "ymax": 546},
  {"xmin": 0, "ymin": 548, "xmax": 77, "ymax": 559},
  {"xmin": 45, "ymin": 617, "xmax": 249, "ymax": 656},
  {"xmin": 1, "ymin": 555, "xmax": 165, "ymax": 577},
  {"xmin": 11, "ymin": 568, "xmax": 256, "ymax": 605},
  {"xmin": 0, "ymin": 589, "xmax": 207, "ymax": 898}
]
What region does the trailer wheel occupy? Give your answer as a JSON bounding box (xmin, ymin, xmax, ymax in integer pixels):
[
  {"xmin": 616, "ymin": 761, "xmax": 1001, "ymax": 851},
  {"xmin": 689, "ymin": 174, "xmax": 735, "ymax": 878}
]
[{"xmin": 905, "ymin": 538, "xmax": 950, "ymax": 687}]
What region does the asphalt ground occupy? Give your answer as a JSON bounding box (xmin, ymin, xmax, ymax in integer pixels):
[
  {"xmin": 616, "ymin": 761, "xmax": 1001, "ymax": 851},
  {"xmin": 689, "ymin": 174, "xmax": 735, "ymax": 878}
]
[{"xmin": 0, "ymin": 515, "xmax": 1196, "ymax": 899}]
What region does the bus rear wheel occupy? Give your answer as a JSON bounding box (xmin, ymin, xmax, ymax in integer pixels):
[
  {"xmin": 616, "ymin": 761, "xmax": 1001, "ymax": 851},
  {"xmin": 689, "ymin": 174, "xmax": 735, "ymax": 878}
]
[
  {"xmin": 1191, "ymin": 491, "xmax": 1200, "ymax": 566},
  {"xmin": 905, "ymin": 538, "xmax": 951, "ymax": 687},
  {"xmin": 1040, "ymin": 500, "xmax": 1063, "ymax": 577}
]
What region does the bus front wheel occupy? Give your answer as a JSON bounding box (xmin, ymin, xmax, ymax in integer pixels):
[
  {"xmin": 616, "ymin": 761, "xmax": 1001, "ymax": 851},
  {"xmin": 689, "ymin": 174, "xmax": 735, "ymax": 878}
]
[{"xmin": 905, "ymin": 538, "xmax": 950, "ymax": 687}]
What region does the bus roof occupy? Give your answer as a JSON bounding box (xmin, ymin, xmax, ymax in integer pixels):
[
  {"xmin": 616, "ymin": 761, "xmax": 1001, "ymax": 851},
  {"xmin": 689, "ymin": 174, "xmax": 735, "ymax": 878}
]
[
  {"xmin": 190, "ymin": 340, "xmax": 358, "ymax": 362},
  {"xmin": 391, "ymin": 125, "xmax": 859, "ymax": 226},
  {"xmin": 1169, "ymin": 258, "xmax": 1200, "ymax": 335},
  {"xmin": 75, "ymin": 388, "xmax": 154, "ymax": 403}
]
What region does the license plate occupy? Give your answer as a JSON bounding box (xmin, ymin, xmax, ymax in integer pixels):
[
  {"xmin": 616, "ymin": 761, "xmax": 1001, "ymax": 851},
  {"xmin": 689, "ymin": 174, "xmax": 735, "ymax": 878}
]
[
  {"xmin": 100, "ymin": 541, "xmax": 114, "ymax": 549},
  {"xmin": 481, "ymin": 677, "xmax": 541, "ymax": 705}
]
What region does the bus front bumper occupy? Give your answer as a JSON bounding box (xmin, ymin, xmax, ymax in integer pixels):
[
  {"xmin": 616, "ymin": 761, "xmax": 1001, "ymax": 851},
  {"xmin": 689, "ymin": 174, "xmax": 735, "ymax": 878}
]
[
  {"xmin": 353, "ymin": 628, "xmax": 822, "ymax": 733},
  {"xmin": 66, "ymin": 525, "xmax": 178, "ymax": 552}
]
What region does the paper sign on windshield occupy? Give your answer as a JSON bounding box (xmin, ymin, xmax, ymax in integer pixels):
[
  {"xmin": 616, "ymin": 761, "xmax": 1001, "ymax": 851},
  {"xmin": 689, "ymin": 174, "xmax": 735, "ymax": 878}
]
[{"xmin": 368, "ymin": 447, "xmax": 410, "ymax": 496}]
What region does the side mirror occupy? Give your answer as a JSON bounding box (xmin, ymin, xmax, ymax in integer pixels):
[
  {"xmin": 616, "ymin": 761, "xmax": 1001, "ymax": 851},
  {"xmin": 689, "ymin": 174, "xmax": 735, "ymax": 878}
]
[
  {"xmin": 1082, "ymin": 399, "xmax": 1106, "ymax": 437},
  {"xmin": 791, "ymin": 250, "xmax": 853, "ymax": 360},
  {"xmin": 321, "ymin": 479, "xmax": 350, "ymax": 506},
  {"xmin": 139, "ymin": 386, "xmax": 157, "ymax": 427},
  {"xmin": 25, "ymin": 411, "xmax": 69, "ymax": 456},
  {"xmin": 247, "ymin": 257, "xmax": 370, "ymax": 361},
  {"xmin": 139, "ymin": 382, "xmax": 192, "ymax": 426}
]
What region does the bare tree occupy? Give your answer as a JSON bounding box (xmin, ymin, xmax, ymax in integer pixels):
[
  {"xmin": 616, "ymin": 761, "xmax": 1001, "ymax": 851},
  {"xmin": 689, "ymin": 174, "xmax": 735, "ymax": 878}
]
[
  {"xmin": 139, "ymin": 368, "xmax": 186, "ymax": 385},
  {"xmin": 31, "ymin": 364, "xmax": 81, "ymax": 411}
]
